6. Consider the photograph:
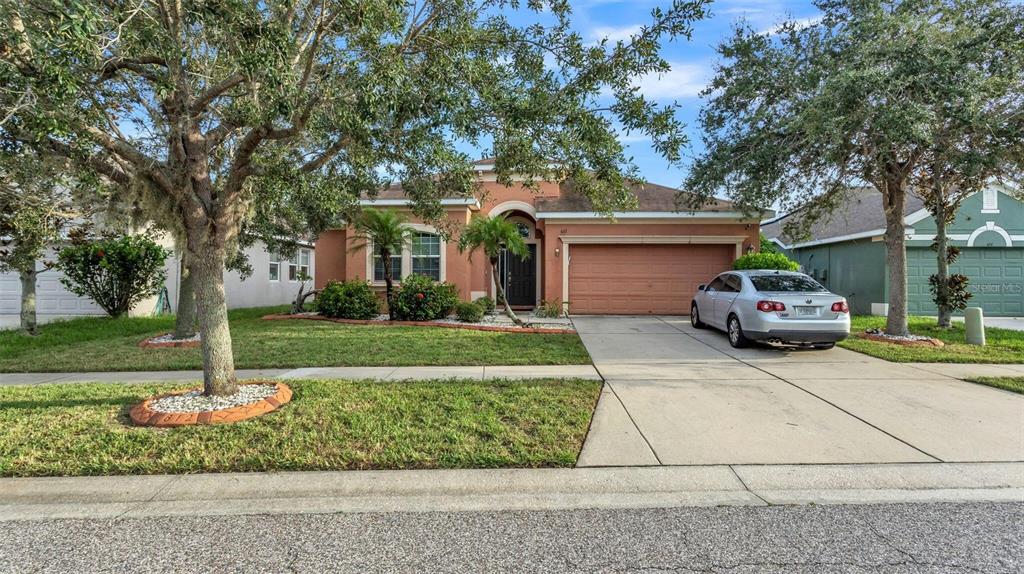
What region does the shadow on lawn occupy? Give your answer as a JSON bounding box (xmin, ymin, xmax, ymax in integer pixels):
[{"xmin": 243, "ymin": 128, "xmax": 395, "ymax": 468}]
[{"xmin": 0, "ymin": 397, "xmax": 135, "ymax": 410}]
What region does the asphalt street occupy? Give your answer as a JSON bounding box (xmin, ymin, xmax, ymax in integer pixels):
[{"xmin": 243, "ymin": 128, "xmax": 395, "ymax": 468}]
[{"xmin": 1, "ymin": 502, "xmax": 1020, "ymax": 573}]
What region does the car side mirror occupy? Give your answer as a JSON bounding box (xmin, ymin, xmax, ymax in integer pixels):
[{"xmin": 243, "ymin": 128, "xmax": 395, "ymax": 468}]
[{"xmin": 697, "ymin": 284, "xmax": 706, "ymax": 291}]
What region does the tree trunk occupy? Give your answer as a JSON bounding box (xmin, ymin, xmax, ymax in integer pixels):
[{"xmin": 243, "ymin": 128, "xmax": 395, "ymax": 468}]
[
  {"xmin": 173, "ymin": 254, "xmax": 198, "ymax": 339},
  {"xmin": 191, "ymin": 247, "xmax": 238, "ymax": 396},
  {"xmin": 881, "ymin": 182, "xmax": 910, "ymax": 336},
  {"xmin": 382, "ymin": 249, "xmax": 396, "ymax": 320},
  {"xmin": 19, "ymin": 266, "xmax": 38, "ymax": 336},
  {"xmin": 933, "ymin": 198, "xmax": 952, "ymax": 328},
  {"xmin": 491, "ymin": 257, "xmax": 524, "ymax": 326}
]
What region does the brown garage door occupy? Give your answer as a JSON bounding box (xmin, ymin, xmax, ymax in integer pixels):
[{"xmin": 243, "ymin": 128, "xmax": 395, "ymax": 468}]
[{"xmin": 568, "ymin": 243, "xmax": 735, "ymax": 314}]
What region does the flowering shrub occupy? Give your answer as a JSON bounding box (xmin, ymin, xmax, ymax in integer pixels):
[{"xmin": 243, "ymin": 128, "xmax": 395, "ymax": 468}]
[
  {"xmin": 56, "ymin": 235, "xmax": 169, "ymax": 317},
  {"xmin": 391, "ymin": 274, "xmax": 459, "ymax": 321},
  {"xmin": 317, "ymin": 279, "xmax": 380, "ymax": 319}
]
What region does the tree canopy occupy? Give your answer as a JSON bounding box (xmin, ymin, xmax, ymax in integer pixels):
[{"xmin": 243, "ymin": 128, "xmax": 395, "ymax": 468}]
[
  {"xmin": 684, "ymin": 0, "xmax": 1023, "ymax": 335},
  {"xmin": 1, "ymin": 0, "xmax": 709, "ymax": 394}
]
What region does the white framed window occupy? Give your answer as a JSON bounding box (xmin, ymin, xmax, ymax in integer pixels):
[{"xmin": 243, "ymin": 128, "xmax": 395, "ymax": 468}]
[
  {"xmin": 269, "ymin": 252, "xmax": 281, "ymax": 281},
  {"xmin": 365, "ymin": 225, "xmax": 445, "ymax": 283},
  {"xmin": 411, "ymin": 232, "xmax": 441, "ymax": 280},
  {"xmin": 982, "ymin": 188, "xmax": 999, "ymax": 213},
  {"xmin": 299, "ymin": 248, "xmax": 310, "ymax": 279},
  {"xmin": 373, "ymin": 249, "xmax": 403, "ymax": 282},
  {"xmin": 287, "ymin": 248, "xmax": 312, "ymax": 281}
]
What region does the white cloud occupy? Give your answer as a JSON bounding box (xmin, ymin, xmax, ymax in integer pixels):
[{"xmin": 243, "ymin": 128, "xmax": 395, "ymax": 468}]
[
  {"xmin": 589, "ymin": 24, "xmax": 644, "ymax": 44},
  {"xmin": 631, "ymin": 62, "xmax": 711, "ymax": 100},
  {"xmin": 759, "ymin": 16, "xmax": 822, "ymax": 36}
]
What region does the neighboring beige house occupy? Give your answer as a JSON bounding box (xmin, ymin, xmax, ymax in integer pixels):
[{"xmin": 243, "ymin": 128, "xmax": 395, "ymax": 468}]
[{"xmin": 0, "ymin": 240, "xmax": 314, "ymax": 329}]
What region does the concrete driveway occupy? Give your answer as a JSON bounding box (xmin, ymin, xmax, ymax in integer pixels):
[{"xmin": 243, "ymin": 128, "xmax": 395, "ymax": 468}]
[{"xmin": 574, "ymin": 316, "xmax": 1024, "ymax": 467}]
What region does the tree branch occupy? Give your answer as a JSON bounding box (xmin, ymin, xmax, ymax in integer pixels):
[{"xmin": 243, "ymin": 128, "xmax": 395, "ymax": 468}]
[
  {"xmin": 99, "ymin": 56, "xmax": 167, "ymax": 82},
  {"xmin": 192, "ymin": 73, "xmax": 246, "ymax": 112}
]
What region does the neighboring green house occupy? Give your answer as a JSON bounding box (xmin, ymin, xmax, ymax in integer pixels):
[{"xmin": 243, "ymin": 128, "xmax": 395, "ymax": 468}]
[{"xmin": 762, "ymin": 186, "xmax": 1023, "ymax": 317}]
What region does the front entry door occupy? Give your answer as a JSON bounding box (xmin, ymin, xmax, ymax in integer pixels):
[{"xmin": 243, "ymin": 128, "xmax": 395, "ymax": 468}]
[{"xmin": 502, "ymin": 244, "xmax": 537, "ymax": 307}]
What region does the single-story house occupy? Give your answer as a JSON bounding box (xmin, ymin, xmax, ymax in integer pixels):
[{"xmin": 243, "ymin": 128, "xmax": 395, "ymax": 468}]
[
  {"xmin": 762, "ymin": 185, "xmax": 1023, "ymax": 317},
  {"xmin": 315, "ymin": 159, "xmax": 763, "ymax": 315},
  {"xmin": 0, "ymin": 240, "xmax": 314, "ymax": 328}
]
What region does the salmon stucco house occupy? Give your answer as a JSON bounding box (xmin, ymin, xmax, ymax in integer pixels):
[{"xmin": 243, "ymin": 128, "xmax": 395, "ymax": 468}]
[{"xmin": 314, "ymin": 160, "xmax": 763, "ymax": 315}]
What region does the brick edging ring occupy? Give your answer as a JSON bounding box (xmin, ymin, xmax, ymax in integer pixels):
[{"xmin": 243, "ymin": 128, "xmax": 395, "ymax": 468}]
[
  {"xmin": 139, "ymin": 333, "xmax": 201, "ymax": 349},
  {"xmin": 261, "ymin": 313, "xmax": 576, "ymax": 334},
  {"xmin": 129, "ymin": 382, "xmax": 292, "ymax": 427}
]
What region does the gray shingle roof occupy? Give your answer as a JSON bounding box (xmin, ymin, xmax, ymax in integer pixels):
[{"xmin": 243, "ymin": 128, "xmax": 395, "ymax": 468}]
[
  {"xmin": 535, "ymin": 181, "xmax": 736, "ymax": 213},
  {"xmin": 761, "ymin": 188, "xmax": 925, "ymax": 247},
  {"xmin": 364, "ymin": 180, "xmax": 738, "ymax": 213}
]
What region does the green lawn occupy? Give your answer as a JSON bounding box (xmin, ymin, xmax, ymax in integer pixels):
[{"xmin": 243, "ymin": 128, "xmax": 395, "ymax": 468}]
[
  {"xmin": 0, "ymin": 307, "xmax": 591, "ymax": 372},
  {"xmin": 965, "ymin": 377, "xmax": 1024, "ymax": 395},
  {"xmin": 839, "ymin": 316, "xmax": 1024, "ymax": 363},
  {"xmin": 0, "ymin": 378, "xmax": 602, "ymax": 477}
]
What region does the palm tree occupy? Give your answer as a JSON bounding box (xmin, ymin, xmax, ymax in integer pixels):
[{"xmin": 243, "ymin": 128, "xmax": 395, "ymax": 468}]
[
  {"xmin": 458, "ymin": 214, "xmax": 529, "ymax": 326},
  {"xmin": 349, "ymin": 208, "xmax": 413, "ymax": 320}
]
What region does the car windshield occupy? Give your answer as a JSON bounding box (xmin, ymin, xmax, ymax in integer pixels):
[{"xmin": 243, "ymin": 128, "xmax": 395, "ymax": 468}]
[{"xmin": 750, "ymin": 274, "xmax": 827, "ymax": 293}]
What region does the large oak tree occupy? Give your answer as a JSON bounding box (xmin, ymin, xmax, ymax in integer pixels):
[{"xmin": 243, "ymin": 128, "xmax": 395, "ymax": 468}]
[
  {"xmin": 2, "ymin": 0, "xmax": 707, "ymax": 394},
  {"xmin": 685, "ymin": 0, "xmax": 1021, "ymax": 336}
]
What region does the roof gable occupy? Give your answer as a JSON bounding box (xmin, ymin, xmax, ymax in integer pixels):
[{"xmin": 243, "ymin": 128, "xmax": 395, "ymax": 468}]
[{"xmin": 762, "ymin": 188, "xmax": 925, "ymax": 248}]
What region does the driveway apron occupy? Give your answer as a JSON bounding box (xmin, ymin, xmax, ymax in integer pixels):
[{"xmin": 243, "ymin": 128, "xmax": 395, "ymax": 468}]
[{"xmin": 573, "ymin": 316, "xmax": 1024, "ymax": 467}]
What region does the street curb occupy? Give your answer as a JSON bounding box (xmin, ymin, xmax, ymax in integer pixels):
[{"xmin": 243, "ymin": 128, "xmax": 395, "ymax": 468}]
[{"xmin": 1, "ymin": 462, "xmax": 1020, "ymax": 521}]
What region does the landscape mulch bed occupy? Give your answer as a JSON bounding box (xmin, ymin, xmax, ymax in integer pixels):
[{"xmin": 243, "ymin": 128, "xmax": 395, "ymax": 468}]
[
  {"xmin": 138, "ymin": 333, "xmax": 201, "ymax": 349},
  {"xmin": 129, "ymin": 382, "xmax": 292, "ymax": 427},
  {"xmin": 262, "ymin": 313, "xmax": 576, "ymax": 334}
]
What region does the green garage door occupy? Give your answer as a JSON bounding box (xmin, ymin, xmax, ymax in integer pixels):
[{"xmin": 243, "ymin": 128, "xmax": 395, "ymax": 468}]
[{"xmin": 907, "ymin": 247, "xmax": 1023, "ymax": 316}]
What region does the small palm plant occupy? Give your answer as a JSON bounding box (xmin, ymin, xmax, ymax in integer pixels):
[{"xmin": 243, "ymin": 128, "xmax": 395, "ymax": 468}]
[
  {"xmin": 349, "ymin": 208, "xmax": 413, "ymax": 320},
  {"xmin": 458, "ymin": 214, "xmax": 529, "ymax": 326}
]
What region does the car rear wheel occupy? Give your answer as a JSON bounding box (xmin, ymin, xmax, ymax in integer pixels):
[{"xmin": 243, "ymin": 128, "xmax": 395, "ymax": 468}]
[
  {"xmin": 812, "ymin": 342, "xmax": 835, "ymax": 350},
  {"xmin": 727, "ymin": 315, "xmax": 750, "ymax": 348},
  {"xmin": 690, "ymin": 303, "xmax": 705, "ymax": 328}
]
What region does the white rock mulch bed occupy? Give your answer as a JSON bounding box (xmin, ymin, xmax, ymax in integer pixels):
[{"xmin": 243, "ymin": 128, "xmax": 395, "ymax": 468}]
[
  {"xmin": 148, "ymin": 383, "xmax": 278, "ymax": 413},
  {"xmin": 147, "ymin": 333, "xmax": 201, "ymax": 344},
  {"xmin": 369, "ymin": 313, "xmax": 574, "ymax": 330},
  {"xmin": 863, "ymin": 328, "xmax": 934, "ymax": 342}
]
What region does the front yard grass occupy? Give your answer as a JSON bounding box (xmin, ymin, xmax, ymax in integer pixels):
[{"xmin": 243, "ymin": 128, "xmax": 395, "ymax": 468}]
[
  {"xmin": 965, "ymin": 377, "xmax": 1024, "ymax": 395},
  {"xmin": 839, "ymin": 316, "xmax": 1024, "ymax": 363},
  {"xmin": 0, "ymin": 378, "xmax": 602, "ymax": 477},
  {"xmin": 0, "ymin": 307, "xmax": 591, "ymax": 372}
]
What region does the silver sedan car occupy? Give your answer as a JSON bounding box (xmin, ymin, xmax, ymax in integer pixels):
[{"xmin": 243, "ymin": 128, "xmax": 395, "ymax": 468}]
[{"xmin": 690, "ymin": 270, "xmax": 851, "ymax": 349}]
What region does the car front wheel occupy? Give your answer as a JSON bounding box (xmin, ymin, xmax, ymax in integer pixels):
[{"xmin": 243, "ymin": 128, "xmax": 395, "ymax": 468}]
[
  {"xmin": 690, "ymin": 303, "xmax": 705, "ymax": 329},
  {"xmin": 727, "ymin": 315, "xmax": 750, "ymax": 348}
]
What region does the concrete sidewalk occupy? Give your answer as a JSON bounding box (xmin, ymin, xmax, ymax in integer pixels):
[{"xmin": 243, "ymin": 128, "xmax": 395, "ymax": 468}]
[
  {"xmin": 0, "ymin": 365, "xmax": 601, "ymax": 385},
  {"xmin": 2, "ymin": 462, "xmax": 1021, "ymax": 521}
]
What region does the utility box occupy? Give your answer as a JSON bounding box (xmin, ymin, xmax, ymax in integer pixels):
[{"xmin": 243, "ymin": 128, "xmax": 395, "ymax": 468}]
[{"xmin": 965, "ymin": 307, "xmax": 986, "ymax": 346}]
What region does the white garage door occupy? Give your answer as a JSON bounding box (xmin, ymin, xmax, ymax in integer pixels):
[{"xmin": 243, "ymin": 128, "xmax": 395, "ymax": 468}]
[{"xmin": 0, "ymin": 268, "xmax": 105, "ymax": 316}]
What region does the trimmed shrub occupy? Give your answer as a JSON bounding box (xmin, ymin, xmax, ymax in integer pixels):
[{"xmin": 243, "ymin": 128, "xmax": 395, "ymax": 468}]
[
  {"xmin": 317, "ymin": 279, "xmax": 380, "ymax": 319},
  {"xmin": 759, "ymin": 233, "xmax": 779, "ymax": 254},
  {"xmin": 534, "ymin": 299, "xmax": 564, "ymax": 318},
  {"xmin": 391, "ymin": 274, "xmax": 460, "ymax": 321},
  {"xmin": 474, "ymin": 295, "xmax": 496, "ymax": 314},
  {"xmin": 455, "ymin": 301, "xmax": 485, "ymax": 323},
  {"xmin": 56, "ymin": 235, "xmax": 169, "ymax": 317},
  {"xmin": 732, "ymin": 252, "xmax": 799, "ymax": 271}
]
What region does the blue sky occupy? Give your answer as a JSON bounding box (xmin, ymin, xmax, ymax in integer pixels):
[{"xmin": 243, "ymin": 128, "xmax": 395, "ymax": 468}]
[{"xmin": 474, "ymin": 0, "xmax": 823, "ymax": 188}]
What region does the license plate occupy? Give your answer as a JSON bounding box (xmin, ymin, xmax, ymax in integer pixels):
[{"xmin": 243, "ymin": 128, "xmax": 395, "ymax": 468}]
[{"xmin": 797, "ymin": 306, "xmax": 819, "ymax": 316}]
